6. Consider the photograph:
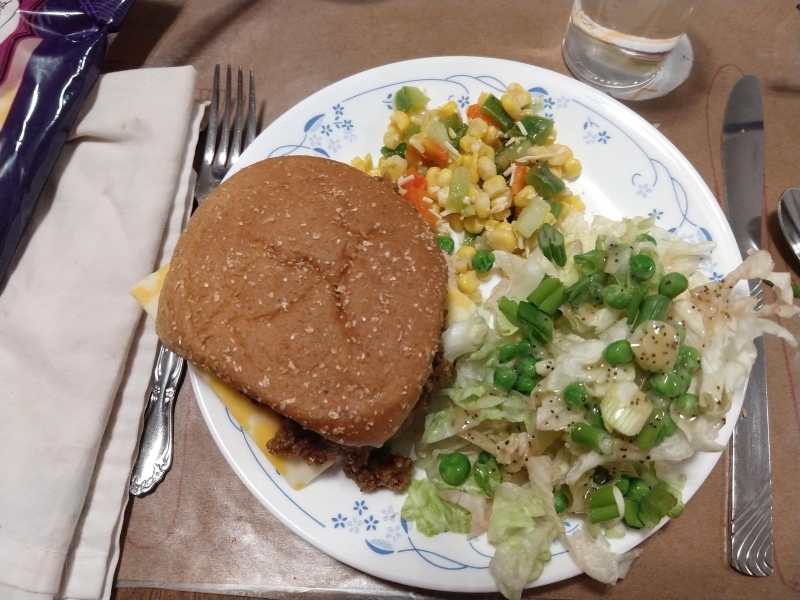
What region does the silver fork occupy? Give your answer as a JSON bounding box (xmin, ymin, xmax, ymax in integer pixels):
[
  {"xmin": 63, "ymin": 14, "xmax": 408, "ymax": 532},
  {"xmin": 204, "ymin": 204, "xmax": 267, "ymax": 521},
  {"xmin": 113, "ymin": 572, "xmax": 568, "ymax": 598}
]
[{"xmin": 130, "ymin": 64, "xmax": 257, "ymax": 496}]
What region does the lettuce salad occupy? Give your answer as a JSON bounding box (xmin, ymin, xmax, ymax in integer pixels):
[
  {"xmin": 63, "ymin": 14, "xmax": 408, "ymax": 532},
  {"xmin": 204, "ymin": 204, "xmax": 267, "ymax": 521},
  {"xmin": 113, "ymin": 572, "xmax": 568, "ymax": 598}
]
[{"xmin": 352, "ymin": 85, "xmax": 798, "ymax": 599}]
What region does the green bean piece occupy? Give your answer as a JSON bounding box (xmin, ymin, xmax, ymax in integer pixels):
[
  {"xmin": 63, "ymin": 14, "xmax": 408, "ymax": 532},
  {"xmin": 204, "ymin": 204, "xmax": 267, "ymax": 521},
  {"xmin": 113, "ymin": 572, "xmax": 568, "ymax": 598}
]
[
  {"xmin": 589, "ymin": 504, "xmax": 621, "ymax": 524},
  {"xmin": 589, "ymin": 485, "xmax": 617, "ymax": 509},
  {"xmin": 517, "ymin": 339, "xmax": 533, "ymax": 355},
  {"xmin": 472, "ymin": 250, "xmax": 495, "ymax": 273},
  {"xmin": 629, "ymin": 254, "xmax": 657, "ymax": 280},
  {"xmin": 563, "ymin": 382, "xmax": 589, "ymax": 411},
  {"xmin": 635, "ymin": 233, "xmax": 657, "ymax": 246},
  {"xmin": 498, "ymin": 343, "xmax": 518, "ymax": 363},
  {"xmin": 517, "ymin": 301, "xmax": 554, "ymax": 345},
  {"xmin": 658, "ymin": 272, "xmax": 689, "ymax": 298},
  {"xmin": 570, "ymin": 422, "xmax": 613, "ymax": 455},
  {"xmin": 634, "ymin": 407, "xmax": 666, "ymax": 451},
  {"xmin": 538, "ymin": 223, "xmax": 567, "ymax": 267},
  {"xmin": 553, "ymin": 490, "xmax": 570, "ymax": 514},
  {"xmin": 603, "ymin": 340, "xmax": 634, "ymax": 365},
  {"xmin": 439, "ymin": 452, "xmax": 472, "ymax": 486},
  {"xmin": 462, "ymin": 231, "xmax": 478, "ymax": 246},
  {"xmin": 627, "ymin": 478, "xmax": 650, "ymax": 503},
  {"xmin": 515, "ymin": 374, "xmax": 536, "ymax": 394},
  {"xmin": 517, "ymin": 355, "xmax": 538, "ymax": 379},
  {"xmin": 676, "ymin": 345, "xmax": 701, "ymax": 373},
  {"xmin": 677, "ymin": 393, "xmax": 699, "ymax": 417},
  {"xmin": 649, "ymin": 372, "xmax": 682, "ymax": 398},
  {"xmin": 626, "ymin": 284, "xmax": 648, "ymax": 326},
  {"xmin": 593, "ymin": 466, "xmax": 611, "ymax": 485},
  {"xmin": 602, "ymin": 284, "xmax": 632, "ymax": 310},
  {"xmin": 436, "ymin": 236, "xmax": 455, "ymax": 254},
  {"xmin": 380, "ymin": 143, "xmax": 407, "ymax": 158},
  {"xmin": 480, "ymin": 95, "xmax": 515, "ymax": 132},
  {"xmin": 498, "ymin": 297, "xmax": 521, "ymax": 328},
  {"xmin": 624, "ymin": 498, "xmax": 645, "ymax": 528},
  {"xmin": 616, "ymin": 474, "xmax": 631, "ymax": 496},
  {"xmin": 633, "ymin": 294, "xmax": 671, "ymax": 329},
  {"xmin": 493, "ymin": 367, "xmax": 518, "ymax": 391},
  {"xmin": 574, "ymin": 249, "xmax": 607, "ymax": 275},
  {"xmin": 526, "ymin": 161, "xmax": 566, "ymax": 198},
  {"xmin": 654, "ymin": 415, "xmax": 677, "ymax": 445},
  {"xmin": 586, "ymin": 405, "xmax": 605, "ymax": 429}
]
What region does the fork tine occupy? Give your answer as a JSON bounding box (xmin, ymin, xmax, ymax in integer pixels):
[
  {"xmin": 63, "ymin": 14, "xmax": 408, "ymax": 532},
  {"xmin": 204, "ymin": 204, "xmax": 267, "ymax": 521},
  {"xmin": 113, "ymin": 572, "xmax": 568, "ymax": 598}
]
[
  {"xmin": 227, "ymin": 66, "xmax": 245, "ymax": 169},
  {"xmin": 213, "ymin": 65, "xmax": 232, "ymax": 171},
  {"xmin": 197, "ymin": 64, "xmax": 220, "ymax": 190},
  {"xmin": 245, "ymin": 67, "xmax": 256, "ymax": 148}
]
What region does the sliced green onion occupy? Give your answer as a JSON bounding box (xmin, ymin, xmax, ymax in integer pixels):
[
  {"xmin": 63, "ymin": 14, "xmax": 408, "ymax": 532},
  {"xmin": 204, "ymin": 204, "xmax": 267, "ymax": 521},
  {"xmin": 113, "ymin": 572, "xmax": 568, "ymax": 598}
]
[
  {"xmin": 633, "ymin": 294, "xmax": 671, "ymax": 329},
  {"xmin": 627, "ymin": 478, "xmax": 650, "ymax": 503},
  {"xmin": 570, "ymin": 422, "xmax": 613, "ymax": 455},
  {"xmin": 633, "ymin": 407, "xmax": 666, "ymax": 451},
  {"xmin": 538, "ymin": 223, "xmax": 567, "ymax": 267},
  {"xmin": 517, "ymin": 301, "xmax": 554, "ymax": 345},
  {"xmin": 574, "ymin": 249, "xmax": 607, "ymax": 275},
  {"xmin": 624, "ymin": 498, "xmax": 644, "ymax": 528},
  {"xmin": 638, "ymin": 482, "xmax": 679, "ymax": 529}
]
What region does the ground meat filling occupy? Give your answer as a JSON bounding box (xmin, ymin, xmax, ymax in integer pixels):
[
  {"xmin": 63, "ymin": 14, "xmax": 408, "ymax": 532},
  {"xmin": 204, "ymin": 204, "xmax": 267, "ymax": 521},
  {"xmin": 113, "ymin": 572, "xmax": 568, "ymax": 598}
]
[{"xmin": 266, "ymin": 353, "xmax": 452, "ymax": 492}]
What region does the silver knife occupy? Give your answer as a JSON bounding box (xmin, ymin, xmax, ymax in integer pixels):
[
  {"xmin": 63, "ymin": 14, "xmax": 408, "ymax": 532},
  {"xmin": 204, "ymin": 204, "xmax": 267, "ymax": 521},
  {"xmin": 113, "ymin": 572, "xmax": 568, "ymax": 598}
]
[{"xmin": 721, "ymin": 75, "xmax": 774, "ymax": 576}]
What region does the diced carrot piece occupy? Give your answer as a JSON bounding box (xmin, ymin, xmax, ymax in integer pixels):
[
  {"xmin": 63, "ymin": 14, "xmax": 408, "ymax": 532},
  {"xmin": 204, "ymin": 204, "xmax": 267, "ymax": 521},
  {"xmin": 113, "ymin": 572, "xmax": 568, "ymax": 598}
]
[
  {"xmin": 405, "ymin": 143, "xmax": 431, "ymax": 170},
  {"xmin": 403, "ymin": 187, "xmax": 439, "ymax": 228},
  {"xmin": 401, "ymin": 168, "xmax": 427, "ymax": 190},
  {"xmin": 422, "ymin": 138, "xmax": 450, "ymax": 168},
  {"xmin": 511, "ymin": 164, "xmax": 529, "ymax": 195},
  {"xmin": 466, "ymin": 103, "xmax": 500, "ymax": 128}
]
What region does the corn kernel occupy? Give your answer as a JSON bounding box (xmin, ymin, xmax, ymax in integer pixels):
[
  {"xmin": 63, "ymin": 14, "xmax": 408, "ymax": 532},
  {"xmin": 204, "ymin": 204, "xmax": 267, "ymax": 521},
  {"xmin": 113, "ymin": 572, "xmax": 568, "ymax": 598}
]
[
  {"xmin": 476, "ymin": 270, "xmax": 493, "ymax": 282},
  {"xmin": 459, "ymin": 134, "xmax": 479, "ymax": 154},
  {"xmin": 448, "ymin": 213, "xmax": 465, "ymax": 232},
  {"xmin": 506, "ymin": 83, "xmax": 532, "ymax": 110},
  {"xmin": 563, "ymin": 157, "xmax": 582, "ymax": 179},
  {"xmin": 477, "ymin": 144, "xmax": 496, "ymax": 161},
  {"xmin": 425, "ymin": 167, "xmax": 441, "ymax": 186},
  {"xmin": 438, "ymin": 100, "xmax": 458, "ymax": 118},
  {"xmin": 484, "ymin": 219, "xmax": 501, "ymax": 232},
  {"xmin": 477, "ymin": 91, "xmax": 490, "ymax": 106},
  {"xmin": 455, "ymin": 245, "xmax": 477, "ymax": 260},
  {"xmin": 543, "ymin": 212, "xmax": 557, "ymax": 226},
  {"xmin": 436, "ymin": 187, "xmax": 450, "ymax": 207},
  {"xmin": 390, "ymin": 111, "xmax": 411, "ymax": 134},
  {"xmin": 545, "ymin": 129, "xmax": 557, "ymax": 144},
  {"xmin": 434, "ymin": 221, "xmax": 452, "ymax": 237},
  {"xmin": 467, "ymin": 118, "xmax": 488, "ymax": 139},
  {"xmin": 474, "ymin": 191, "xmax": 491, "ymax": 219},
  {"xmin": 457, "ymin": 271, "xmax": 481, "ymax": 295},
  {"xmin": 377, "ymin": 155, "xmax": 408, "ymax": 182},
  {"xmin": 549, "ymin": 166, "xmax": 563, "ymax": 178},
  {"xmin": 477, "ymin": 156, "xmax": 497, "ymax": 181},
  {"xmin": 383, "ymin": 125, "xmax": 402, "ymax": 150},
  {"xmin": 463, "ymin": 216, "xmax": 486, "ymax": 234},
  {"xmin": 437, "ymin": 168, "xmax": 453, "ymax": 188},
  {"xmin": 514, "ymin": 185, "xmax": 536, "ymax": 208},
  {"xmin": 482, "ymin": 174, "xmax": 507, "ymax": 199},
  {"xmin": 500, "ymin": 93, "xmax": 523, "ymax": 120},
  {"xmin": 464, "ymin": 155, "xmax": 480, "ymax": 184},
  {"xmin": 565, "ymin": 194, "xmax": 586, "ymax": 210},
  {"xmin": 468, "ymin": 291, "xmax": 483, "ymax": 304},
  {"xmin": 483, "ymin": 126, "xmax": 500, "ymax": 146},
  {"xmin": 350, "ymin": 156, "xmax": 367, "ymax": 172},
  {"xmin": 486, "ymin": 227, "xmax": 517, "ymax": 253},
  {"xmin": 454, "ymin": 245, "xmax": 476, "ymax": 273},
  {"xmin": 450, "ymin": 154, "xmax": 463, "ymax": 168}
]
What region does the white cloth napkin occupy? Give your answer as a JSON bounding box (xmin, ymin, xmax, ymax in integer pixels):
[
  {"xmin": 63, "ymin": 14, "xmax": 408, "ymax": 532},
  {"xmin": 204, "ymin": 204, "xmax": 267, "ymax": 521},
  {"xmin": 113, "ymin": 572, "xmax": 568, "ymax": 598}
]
[{"xmin": 0, "ymin": 66, "xmax": 203, "ymax": 600}]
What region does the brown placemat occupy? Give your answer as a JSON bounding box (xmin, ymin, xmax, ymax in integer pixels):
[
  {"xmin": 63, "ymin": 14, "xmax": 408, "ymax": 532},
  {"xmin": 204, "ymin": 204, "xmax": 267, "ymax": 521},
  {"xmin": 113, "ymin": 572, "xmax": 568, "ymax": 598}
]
[{"xmin": 111, "ymin": 1, "xmax": 800, "ymax": 597}]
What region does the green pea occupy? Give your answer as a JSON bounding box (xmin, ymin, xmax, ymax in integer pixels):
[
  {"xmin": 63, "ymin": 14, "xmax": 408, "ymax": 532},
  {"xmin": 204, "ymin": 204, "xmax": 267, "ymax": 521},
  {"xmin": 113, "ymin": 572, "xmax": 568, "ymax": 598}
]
[
  {"xmin": 515, "ymin": 374, "xmax": 536, "ymax": 394},
  {"xmin": 494, "ymin": 366, "xmax": 518, "ymax": 391},
  {"xmin": 436, "ymin": 236, "xmax": 455, "ymax": 254},
  {"xmin": 603, "ymin": 340, "xmax": 634, "ymax": 365},
  {"xmin": 553, "ymin": 490, "xmax": 570, "ymax": 514},
  {"xmin": 677, "ymin": 393, "xmax": 699, "ymax": 417},
  {"xmin": 661, "ymin": 415, "xmax": 677, "ymax": 438},
  {"xmin": 517, "ymin": 339, "xmax": 533, "ymax": 355},
  {"xmin": 592, "ymin": 466, "xmax": 611, "ymax": 485},
  {"xmin": 636, "ymin": 233, "xmax": 657, "ymax": 245},
  {"xmin": 439, "ymin": 452, "xmax": 472, "ymax": 486},
  {"xmin": 563, "ymin": 382, "xmax": 589, "ymax": 411},
  {"xmin": 517, "ymin": 355, "xmax": 538, "ymax": 378},
  {"xmin": 658, "ymin": 272, "xmax": 689, "ymax": 298},
  {"xmin": 629, "ymin": 254, "xmax": 656, "ymax": 280},
  {"xmin": 602, "ymin": 284, "xmax": 631, "ymax": 310},
  {"xmin": 673, "ymin": 367, "xmax": 692, "ymax": 395},
  {"xmin": 587, "ymin": 405, "xmax": 605, "ymax": 429},
  {"xmin": 498, "ymin": 343, "xmax": 518, "ymax": 363},
  {"xmin": 472, "ymin": 250, "xmax": 495, "ymax": 273},
  {"xmin": 616, "ymin": 474, "xmax": 631, "ymax": 496},
  {"xmin": 676, "ymin": 345, "xmax": 701, "ymax": 373},
  {"xmin": 649, "ymin": 372, "xmax": 682, "ymax": 397},
  {"xmin": 627, "ymin": 478, "xmax": 650, "ymax": 503}
]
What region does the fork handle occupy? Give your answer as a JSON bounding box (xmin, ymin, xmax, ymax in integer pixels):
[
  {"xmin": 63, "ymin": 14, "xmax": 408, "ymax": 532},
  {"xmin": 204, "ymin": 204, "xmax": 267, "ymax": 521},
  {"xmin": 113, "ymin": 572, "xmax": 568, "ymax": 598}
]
[{"xmin": 129, "ymin": 342, "xmax": 185, "ymax": 496}]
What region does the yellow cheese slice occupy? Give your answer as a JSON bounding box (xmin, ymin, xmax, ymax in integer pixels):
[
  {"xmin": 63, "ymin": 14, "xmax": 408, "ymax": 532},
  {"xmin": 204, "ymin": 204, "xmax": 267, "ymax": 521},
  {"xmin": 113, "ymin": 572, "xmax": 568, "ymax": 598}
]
[{"xmin": 130, "ymin": 266, "xmax": 334, "ymax": 490}]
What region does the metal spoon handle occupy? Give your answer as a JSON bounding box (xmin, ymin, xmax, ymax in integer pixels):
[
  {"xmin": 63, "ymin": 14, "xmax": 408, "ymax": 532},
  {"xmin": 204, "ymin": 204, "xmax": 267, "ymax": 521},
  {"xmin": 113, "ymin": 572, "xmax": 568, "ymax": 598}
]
[{"xmin": 129, "ymin": 342, "xmax": 185, "ymax": 496}]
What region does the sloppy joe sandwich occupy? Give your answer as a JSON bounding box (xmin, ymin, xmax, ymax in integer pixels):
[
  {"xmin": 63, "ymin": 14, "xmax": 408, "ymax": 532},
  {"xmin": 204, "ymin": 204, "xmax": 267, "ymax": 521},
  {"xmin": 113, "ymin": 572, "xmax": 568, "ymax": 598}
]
[{"xmin": 156, "ymin": 155, "xmax": 449, "ymax": 490}]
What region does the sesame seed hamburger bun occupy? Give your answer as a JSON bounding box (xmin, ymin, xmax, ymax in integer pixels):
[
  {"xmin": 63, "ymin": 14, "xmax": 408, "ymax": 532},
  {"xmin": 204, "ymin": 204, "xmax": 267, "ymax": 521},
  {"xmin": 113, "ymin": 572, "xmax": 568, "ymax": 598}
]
[{"xmin": 156, "ymin": 156, "xmax": 448, "ymax": 447}]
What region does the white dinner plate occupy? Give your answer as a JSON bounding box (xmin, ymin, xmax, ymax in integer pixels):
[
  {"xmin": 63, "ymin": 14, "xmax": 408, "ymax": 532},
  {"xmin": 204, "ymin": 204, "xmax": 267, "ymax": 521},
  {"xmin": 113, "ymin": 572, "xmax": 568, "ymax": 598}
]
[{"xmin": 191, "ymin": 56, "xmax": 743, "ymax": 592}]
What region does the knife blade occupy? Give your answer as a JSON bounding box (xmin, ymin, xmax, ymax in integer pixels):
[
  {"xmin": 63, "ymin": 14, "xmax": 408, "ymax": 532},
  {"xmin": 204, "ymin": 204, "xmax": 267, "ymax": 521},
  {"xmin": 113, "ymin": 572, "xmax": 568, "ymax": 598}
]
[{"xmin": 721, "ymin": 75, "xmax": 774, "ymax": 576}]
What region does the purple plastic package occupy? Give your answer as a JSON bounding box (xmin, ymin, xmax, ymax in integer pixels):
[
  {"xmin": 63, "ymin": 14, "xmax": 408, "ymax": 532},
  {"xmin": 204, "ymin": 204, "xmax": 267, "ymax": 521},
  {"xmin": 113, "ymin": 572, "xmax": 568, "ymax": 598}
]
[{"xmin": 0, "ymin": 0, "xmax": 134, "ymax": 287}]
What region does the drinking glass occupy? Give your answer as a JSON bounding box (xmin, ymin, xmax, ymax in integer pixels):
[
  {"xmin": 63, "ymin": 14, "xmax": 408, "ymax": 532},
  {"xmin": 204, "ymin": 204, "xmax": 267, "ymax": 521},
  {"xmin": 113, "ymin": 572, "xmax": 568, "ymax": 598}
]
[{"xmin": 562, "ymin": 0, "xmax": 696, "ymax": 93}]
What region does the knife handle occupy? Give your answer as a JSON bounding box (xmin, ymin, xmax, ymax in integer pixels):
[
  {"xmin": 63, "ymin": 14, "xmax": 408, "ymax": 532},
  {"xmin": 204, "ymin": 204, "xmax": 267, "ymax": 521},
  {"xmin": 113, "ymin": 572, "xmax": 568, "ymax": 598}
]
[
  {"xmin": 729, "ymin": 335, "xmax": 774, "ymax": 576},
  {"xmin": 129, "ymin": 342, "xmax": 185, "ymax": 496}
]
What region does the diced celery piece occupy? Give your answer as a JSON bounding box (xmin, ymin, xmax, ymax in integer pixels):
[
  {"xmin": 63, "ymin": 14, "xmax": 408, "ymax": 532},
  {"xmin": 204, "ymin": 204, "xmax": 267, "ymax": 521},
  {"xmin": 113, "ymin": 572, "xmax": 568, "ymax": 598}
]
[
  {"xmin": 446, "ymin": 167, "xmax": 470, "ymax": 212},
  {"xmin": 393, "ymin": 86, "xmax": 429, "ymax": 112},
  {"xmin": 515, "ymin": 197, "xmax": 550, "ymax": 238}
]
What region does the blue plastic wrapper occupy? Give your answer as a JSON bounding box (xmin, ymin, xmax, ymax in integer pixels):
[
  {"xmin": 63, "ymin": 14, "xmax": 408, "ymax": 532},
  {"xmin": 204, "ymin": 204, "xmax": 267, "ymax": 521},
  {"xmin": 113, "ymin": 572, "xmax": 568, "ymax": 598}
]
[{"xmin": 0, "ymin": 0, "xmax": 134, "ymax": 287}]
